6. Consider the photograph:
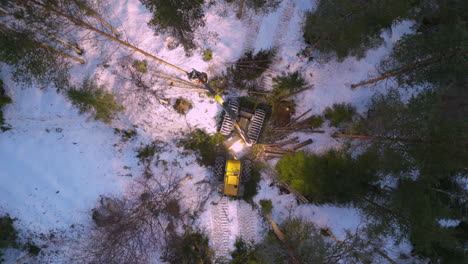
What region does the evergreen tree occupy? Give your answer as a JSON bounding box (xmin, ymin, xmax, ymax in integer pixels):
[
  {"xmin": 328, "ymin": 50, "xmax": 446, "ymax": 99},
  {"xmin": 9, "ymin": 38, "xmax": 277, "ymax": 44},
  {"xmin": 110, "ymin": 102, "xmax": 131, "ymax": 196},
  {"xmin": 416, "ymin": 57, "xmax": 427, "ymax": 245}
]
[
  {"xmin": 276, "ymin": 150, "xmax": 378, "ymax": 204},
  {"xmin": 67, "ymin": 78, "xmax": 124, "ymax": 123},
  {"xmin": 303, "ymin": 0, "xmax": 419, "ymax": 61},
  {"xmin": 0, "ymin": 80, "xmax": 12, "ymax": 131},
  {"xmin": 379, "ymin": 0, "xmax": 467, "ymax": 88},
  {"xmin": 0, "ymin": 214, "xmax": 19, "ymax": 263},
  {"xmin": 226, "ymin": 0, "xmax": 280, "ymax": 17},
  {"xmin": 140, "ymin": 0, "xmax": 205, "ymax": 53},
  {"xmin": 349, "ymin": 87, "xmax": 467, "ymax": 262},
  {"xmin": 0, "ymin": 29, "xmax": 71, "ymax": 90}
]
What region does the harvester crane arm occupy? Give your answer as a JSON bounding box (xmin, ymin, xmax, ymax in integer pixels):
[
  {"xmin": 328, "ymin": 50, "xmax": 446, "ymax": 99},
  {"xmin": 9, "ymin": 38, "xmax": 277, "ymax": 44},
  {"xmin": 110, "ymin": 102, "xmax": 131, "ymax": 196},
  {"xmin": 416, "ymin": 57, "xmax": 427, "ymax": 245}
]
[{"xmin": 190, "ymin": 69, "xmax": 252, "ymax": 146}]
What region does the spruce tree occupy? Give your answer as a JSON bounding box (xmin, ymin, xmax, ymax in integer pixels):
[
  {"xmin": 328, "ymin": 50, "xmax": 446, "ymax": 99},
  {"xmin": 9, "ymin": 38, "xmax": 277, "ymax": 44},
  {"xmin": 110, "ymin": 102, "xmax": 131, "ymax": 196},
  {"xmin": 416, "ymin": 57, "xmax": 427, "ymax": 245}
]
[
  {"xmin": 276, "ymin": 150, "xmax": 378, "ymax": 204},
  {"xmin": 303, "ymin": 0, "xmax": 419, "ymax": 61},
  {"xmin": 379, "ymin": 0, "xmax": 467, "ymax": 88},
  {"xmin": 0, "ymin": 29, "xmax": 71, "ymax": 90},
  {"xmin": 67, "ymin": 78, "xmax": 124, "ymax": 123},
  {"xmin": 140, "ymin": 0, "xmax": 205, "ymax": 53}
]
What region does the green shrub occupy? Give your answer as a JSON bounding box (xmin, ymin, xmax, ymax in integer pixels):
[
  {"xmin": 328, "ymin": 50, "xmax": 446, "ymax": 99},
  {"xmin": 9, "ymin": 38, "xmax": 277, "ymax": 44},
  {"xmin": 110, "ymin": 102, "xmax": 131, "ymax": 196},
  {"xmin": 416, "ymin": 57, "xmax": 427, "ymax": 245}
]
[
  {"xmin": 136, "ymin": 144, "xmax": 157, "ymax": 162},
  {"xmin": 0, "ymin": 214, "xmax": 19, "ymax": 262},
  {"xmin": 67, "ymin": 78, "xmax": 124, "ymax": 123},
  {"xmin": 259, "ymin": 199, "xmax": 272, "ymax": 214},
  {"xmin": 243, "ymin": 165, "xmax": 263, "ymax": 202},
  {"xmin": 202, "ymin": 49, "xmax": 213, "ymax": 61},
  {"xmin": 132, "ymin": 60, "xmax": 148, "ymax": 73},
  {"xmin": 180, "ymin": 129, "xmax": 224, "ymax": 167},
  {"xmin": 230, "ymin": 238, "xmax": 259, "ymax": 264},
  {"xmin": 324, "ymin": 103, "xmax": 356, "ymax": 127},
  {"xmin": 309, "ymin": 115, "xmax": 324, "ymax": 129}
]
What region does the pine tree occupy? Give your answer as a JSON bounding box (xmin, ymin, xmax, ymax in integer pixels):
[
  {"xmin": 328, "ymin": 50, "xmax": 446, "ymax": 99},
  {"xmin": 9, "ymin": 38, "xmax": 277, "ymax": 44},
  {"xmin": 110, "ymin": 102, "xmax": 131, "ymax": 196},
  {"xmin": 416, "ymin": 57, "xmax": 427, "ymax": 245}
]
[
  {"xmin": 226, "ymin": 0, "xmax": 280, "ymax": 18},
  {"xmin": 378, "ymin": 0, "xmax": 467, "ymax": 88},
  {"xmin": 67, "ymin": 78, "xmax": 124, "ymax": 123},
  {"xmin": 303, "ymin": 0, "xmax": 419, "ymax": 61},
  {"xmin": 0, "ymin": 29, "xmax": 71, "ymax": 90},
  {"xmin": 140, "ymin": 0, "xmax": 205, "ymax": 53},
  {"xmin": 348, "ymin": 87, "xmax": 467, "ymax": 262},
  {"xmin": 276, "ymin": 150, "xmax": 378, "ymax": 204}
]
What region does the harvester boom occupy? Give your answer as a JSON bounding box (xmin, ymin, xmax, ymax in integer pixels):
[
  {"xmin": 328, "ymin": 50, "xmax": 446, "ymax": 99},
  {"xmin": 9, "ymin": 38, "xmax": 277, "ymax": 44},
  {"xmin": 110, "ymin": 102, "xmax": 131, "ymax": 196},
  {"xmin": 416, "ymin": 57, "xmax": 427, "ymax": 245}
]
[{"xmin": 191, "ymin": 70, "xmax": 252, "ymax": 146}]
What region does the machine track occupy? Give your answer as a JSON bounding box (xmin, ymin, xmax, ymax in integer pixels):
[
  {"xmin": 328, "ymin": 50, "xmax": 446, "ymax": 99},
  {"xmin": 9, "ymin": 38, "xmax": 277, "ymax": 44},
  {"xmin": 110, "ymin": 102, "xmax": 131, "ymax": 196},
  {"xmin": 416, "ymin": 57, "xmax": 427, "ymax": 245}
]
[
  {"xmin": 220, "ymin": 100, "xmax": 240, "ymax": 136},
  {"xmin": 247, "ymin": 109, "xmax": 265, "ymax": 144}
]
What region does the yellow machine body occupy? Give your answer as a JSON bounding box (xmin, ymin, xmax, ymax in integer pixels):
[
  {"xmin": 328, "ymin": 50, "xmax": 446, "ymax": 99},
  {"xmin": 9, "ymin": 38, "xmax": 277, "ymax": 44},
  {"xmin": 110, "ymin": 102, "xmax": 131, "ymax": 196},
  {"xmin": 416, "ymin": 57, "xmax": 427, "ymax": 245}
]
[{"xmin": 223, "ymin": 160, "xmax": 241, "ymax": 196}]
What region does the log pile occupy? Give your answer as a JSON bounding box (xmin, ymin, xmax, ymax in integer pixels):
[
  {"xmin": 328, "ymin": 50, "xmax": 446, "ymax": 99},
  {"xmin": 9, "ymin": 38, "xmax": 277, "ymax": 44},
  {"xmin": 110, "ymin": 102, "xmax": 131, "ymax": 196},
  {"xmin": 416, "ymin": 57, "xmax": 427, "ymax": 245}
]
[
  {"xmin": 258, "ymin": 138, "xmax": 313, "ymax": 159},
  {"xmin": 265, "ymin": 109, "xmax": 324, "ymax": 144}
]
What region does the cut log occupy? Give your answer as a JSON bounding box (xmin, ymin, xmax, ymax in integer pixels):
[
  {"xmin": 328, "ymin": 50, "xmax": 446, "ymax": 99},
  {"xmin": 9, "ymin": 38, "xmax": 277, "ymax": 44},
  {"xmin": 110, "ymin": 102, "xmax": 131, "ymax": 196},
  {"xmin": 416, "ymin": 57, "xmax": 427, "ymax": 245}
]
[
  {"xmin": 271, "ymin": 128, "xmax": 325, "ymax": 133},
  {"xmin": 263, "ymin": 137, "xmax": 299, "ymax": 147},
  {"xmin": 285, "ymin": 109, "xmax": 312, "ymax": 127},
  {"xmin": 287, "ymin": 139, "xmax": 313, "ymax": 151}
]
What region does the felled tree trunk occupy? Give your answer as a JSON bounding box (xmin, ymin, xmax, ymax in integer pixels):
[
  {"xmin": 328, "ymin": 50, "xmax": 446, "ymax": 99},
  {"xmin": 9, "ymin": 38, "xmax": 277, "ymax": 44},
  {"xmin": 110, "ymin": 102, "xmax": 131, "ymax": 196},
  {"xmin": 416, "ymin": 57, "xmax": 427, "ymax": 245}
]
[
  {"xmin": 33, "ymin": 25, "xmax": 83, "ymax": 55},
  {"xmin": 264, "ymin": 213, "xmax": 302, "ymax": 264}
]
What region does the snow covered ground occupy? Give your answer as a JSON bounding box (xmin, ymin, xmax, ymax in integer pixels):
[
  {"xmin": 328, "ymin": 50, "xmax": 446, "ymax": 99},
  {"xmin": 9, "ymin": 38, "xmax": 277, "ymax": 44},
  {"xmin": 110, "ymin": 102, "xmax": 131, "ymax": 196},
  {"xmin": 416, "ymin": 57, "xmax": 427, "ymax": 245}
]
[{"xmin": 1, "ymin": 0, "xmax": 422, "ymax": 263}]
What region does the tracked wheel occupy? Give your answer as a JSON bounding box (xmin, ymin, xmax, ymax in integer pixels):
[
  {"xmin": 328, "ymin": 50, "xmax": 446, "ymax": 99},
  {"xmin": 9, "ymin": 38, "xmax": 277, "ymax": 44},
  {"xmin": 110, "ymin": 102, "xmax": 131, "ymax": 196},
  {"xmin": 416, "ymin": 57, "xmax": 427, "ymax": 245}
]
[
  {"xmin": 214, "ymin": 157, "xmax": 226, "ymax": 181},
  {"xmin": 247, "ymin": 109, "xmax": 265, "ymax": 144},
  {"xmin": 241, "ymin": 160, "xmax": 252, "ymax": 183},
  {"xmin": 219, "ymin": 100, "xmax": 239, "ymax": 136}
]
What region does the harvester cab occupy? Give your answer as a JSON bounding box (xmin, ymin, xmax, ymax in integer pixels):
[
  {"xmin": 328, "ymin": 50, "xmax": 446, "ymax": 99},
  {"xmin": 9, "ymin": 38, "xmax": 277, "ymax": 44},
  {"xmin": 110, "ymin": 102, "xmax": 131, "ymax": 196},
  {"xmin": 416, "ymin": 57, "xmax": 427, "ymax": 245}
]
[
  {"xmin": 215, "ymin": 157, "xmax": 252, "ymax": 197},
  {"xmin": 219, "ymin": 98, "xmax": 266, "ymax": 159}
]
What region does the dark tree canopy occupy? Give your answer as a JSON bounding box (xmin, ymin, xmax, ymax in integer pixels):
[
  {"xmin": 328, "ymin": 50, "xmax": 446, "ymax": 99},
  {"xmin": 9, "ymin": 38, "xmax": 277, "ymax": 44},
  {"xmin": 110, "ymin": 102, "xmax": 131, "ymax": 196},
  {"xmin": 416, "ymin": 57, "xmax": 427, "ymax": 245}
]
[
  {"xmin": 67, "ymin": 78, "xmax": 124, "ymax": 123},
  {"xmin": 276, "ymin": 150, "xmax": 378, "ymax": 204},
  {"xmin": 140, "ymin": 0, "xmax": 205, "ymax": 52},
  {"xmin": 0, "ymin": 30, "xmax": 71, "ymax": 90},
  {"xmin": 304, "ymin": 0, "xmax": 419, "ymax": 61},
  {"xmin": 380, "ymin": 0, "xmax": 467, "ymax": 88}
]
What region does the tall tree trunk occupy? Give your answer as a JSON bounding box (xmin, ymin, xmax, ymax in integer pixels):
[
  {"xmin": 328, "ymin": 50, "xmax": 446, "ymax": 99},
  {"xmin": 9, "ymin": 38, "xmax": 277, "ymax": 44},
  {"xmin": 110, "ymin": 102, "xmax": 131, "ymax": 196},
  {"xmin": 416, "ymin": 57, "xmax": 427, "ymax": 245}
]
[
  {"xmin": 236, "ymin": 0, "xmax": 245, "ymax": 19},
  {"xmin": 332, "ymin": 132, "xmax": 436, "ymax": 144},
  {"xmin": 355, "ymin": 194, "xmax": 442, "ymax": 235},
  {"xmin": 30, "ymin": 0, "xmax": 187, "ymax": 74},
  {"xmin": 84, "ymin": 7, "xmax": 120, "ymax": 37},
  {"xmin": 350, "ymin": 52, "xmax": 462, "ymax": 89},
  {"xmin": 374, "ymin": 248, "xmax": 398, "ymax": 264},
  {"xmin": 0, "ymin": 23, "xmax": 85, "ymax": 64},
  {"xmin": 32, "ymin": 25, "xmax": 83, "ymax": 55}
]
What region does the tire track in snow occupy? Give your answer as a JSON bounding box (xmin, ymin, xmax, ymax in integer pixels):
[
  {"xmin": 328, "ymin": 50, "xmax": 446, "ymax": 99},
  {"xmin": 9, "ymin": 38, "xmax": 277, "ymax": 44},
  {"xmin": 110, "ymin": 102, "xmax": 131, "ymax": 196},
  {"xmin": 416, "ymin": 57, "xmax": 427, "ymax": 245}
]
[
  {"xmin": 211, "ymin": 196, "xmax": 231, "ymax": 260},
  {"xmin": 237, "ymin": 201, "xmax": 258, "ymax": 243},
  {"xmin": 259, "ymin": 0, "xmax": 296, "ymax": 91},
  {"xmin": 241, "ymin": 16, "xmax": 261, "ymax": 55}
]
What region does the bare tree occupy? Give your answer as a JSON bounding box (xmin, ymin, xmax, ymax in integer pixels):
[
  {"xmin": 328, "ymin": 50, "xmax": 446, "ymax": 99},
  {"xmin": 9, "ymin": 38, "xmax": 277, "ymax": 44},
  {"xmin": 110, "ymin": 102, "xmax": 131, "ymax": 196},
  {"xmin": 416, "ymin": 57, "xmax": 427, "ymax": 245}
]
[{"xmin": 73, "ymin": 172, "xmax": 190, "ymax": 264}]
